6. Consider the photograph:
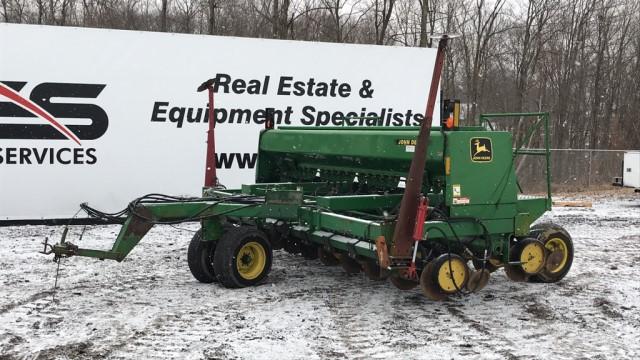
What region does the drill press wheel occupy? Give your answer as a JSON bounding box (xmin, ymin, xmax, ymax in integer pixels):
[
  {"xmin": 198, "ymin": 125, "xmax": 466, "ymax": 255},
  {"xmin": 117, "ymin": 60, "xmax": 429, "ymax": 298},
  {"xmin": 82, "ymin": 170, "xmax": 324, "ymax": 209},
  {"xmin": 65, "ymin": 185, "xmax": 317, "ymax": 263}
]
[
  {"xmin": 318, "ymin": 247, "xmax": 340, "ymax": 266},
  {"xmin": 338, "ymin": 254, "xmax": 362, "ymax": 274},
  {"xmin": 435, "ymin": 254, "xmax": 469, "ymax": 293},
  {"xmin": 420, "ymin": 262, "xmax": 447, "ymax": 301},
  {"xmin": 361, "ymin": 260, "xmax": 385, "ymax": 281},
  {"xmin": 420, "ymin": 254, "xmax": 469, "ymax": 300},
  {"xmin": 466, "ymin": 269, "xmax": 490, "ymax": 292},
  {"xmin": 505, "ymin": 238, "xmax": 546, "ymax": 282},
  {"xmin": 300, "ymin": 243, "xmax": 319, "ymax": 260},
  {"xmin": 390, "ymin": 275, "xmax": 418, "ymax": 290},
  {"xmin": 528, "ymin": 223, "xmax": 574, "ymax": 283}
]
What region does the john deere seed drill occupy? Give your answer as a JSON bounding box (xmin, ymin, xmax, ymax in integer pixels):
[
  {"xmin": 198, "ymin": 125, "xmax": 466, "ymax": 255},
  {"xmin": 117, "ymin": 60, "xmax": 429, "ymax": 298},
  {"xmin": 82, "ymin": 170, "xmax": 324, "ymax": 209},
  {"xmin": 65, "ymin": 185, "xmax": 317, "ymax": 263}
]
[{"xmin": 44, "ymin": 35, "xmax": 573, "ymax": 300}]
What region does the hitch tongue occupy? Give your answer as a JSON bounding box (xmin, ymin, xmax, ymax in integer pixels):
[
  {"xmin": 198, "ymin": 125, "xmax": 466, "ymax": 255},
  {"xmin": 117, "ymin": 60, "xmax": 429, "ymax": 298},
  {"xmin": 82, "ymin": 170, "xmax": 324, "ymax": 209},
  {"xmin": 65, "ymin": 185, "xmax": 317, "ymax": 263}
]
[
  {"xmin": 39, "ymin": 237, "xmax": 54, "ymax": 255},
  {"xmin": 40, "ymin": 226, "xmax": 78, "ymax": 260}
]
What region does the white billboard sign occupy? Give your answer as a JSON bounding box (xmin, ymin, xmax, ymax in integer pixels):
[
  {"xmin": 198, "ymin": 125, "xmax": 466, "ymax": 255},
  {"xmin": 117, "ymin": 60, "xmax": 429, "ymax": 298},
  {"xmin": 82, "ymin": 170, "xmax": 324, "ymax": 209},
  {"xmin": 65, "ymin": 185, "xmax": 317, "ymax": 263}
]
[{"xmin": 0, "ymin": 24, "xmax": 439, "ymax": 220}]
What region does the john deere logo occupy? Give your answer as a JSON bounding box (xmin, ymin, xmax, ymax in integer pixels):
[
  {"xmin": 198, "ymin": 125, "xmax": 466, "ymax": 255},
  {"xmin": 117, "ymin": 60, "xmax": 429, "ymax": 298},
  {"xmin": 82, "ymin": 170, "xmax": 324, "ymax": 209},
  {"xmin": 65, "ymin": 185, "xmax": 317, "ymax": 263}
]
[
  {"xmin": 470, "ymin": 138, "xmax": 492, "ymax": 162},
  {"xmin": 396, "ymin": 139, "xmax": 417, "ymax": 146}
]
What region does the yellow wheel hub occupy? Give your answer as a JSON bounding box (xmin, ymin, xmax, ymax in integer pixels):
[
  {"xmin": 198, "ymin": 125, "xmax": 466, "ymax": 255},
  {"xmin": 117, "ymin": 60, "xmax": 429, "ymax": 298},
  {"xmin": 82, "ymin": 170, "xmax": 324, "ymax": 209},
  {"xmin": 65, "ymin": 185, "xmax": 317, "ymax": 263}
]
[
  {"xmin": 520, "ymin": 241, "xmax": 545, "ymax": 274},
  {"xmin": 236, "ymin": 242, "xmax": 266, "ymax": 280},
  {"xmin": 437, "ymin": 258, "xmax": 467, "ymax": 293},
  {"xmin": 545, "ymin": 238, "xmax": 568, "ymax": 273}
]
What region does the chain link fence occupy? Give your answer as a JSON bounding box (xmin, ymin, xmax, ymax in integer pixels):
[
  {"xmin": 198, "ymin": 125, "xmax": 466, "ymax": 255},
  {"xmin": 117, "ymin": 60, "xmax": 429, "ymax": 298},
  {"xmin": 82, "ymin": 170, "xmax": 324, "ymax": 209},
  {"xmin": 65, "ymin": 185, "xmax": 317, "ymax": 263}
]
[{"xmin": 516, "ymin": 149, "xmax": 627, "ymax": 193}]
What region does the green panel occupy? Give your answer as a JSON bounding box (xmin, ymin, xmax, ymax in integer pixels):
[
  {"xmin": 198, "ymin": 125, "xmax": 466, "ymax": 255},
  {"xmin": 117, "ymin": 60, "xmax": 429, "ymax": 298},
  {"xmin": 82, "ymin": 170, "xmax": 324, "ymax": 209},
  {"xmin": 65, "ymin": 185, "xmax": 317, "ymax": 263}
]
[
  {"xmin": 259, "ymin": 128, "xmax": 444, "ymax": 162},
  {"xmin": 448, "ymin": 204, "xmax": 517, "ymax": 220},
  {"xmin": 265, "ymin": 190, "xmax": 303, "ymax": 205},
  {"xmin": 516, "ymin": 197, "xmax": 548, "ymax": 227},
  {"xmin": 315, "ymin": 193, "xmax": 445, "ymax": 211},
  {"xmin": 298, "ymin": 208, "xmax": 394, "ymax": 241},
  {"xmin": 240, "ymin": 182, "xmax": 327, "ymax": 196},
  {"xmin": 201, "ymin": 218, "xmax": 223, "ymax": 242},
  {"xmin": 422, "ymin": 219, "xmax": 513, "ymax": 254},
  {"xmin": 445, "ymin": 131, "xmax": 518, "ymax": 213},
  {"xmin": 316, "ymin": 194, "xmax": 403, "ymax": 211},
  {"xmin": 514, "ymin": 213, "xmax": 531, "ymax": 237},
  {"xmin": 255, "ymin": 128, "xmax": 446, "ymax": 187},
  {"xmin": 302, "ymin": 230, "xmax": 378, "ymax": 259}
]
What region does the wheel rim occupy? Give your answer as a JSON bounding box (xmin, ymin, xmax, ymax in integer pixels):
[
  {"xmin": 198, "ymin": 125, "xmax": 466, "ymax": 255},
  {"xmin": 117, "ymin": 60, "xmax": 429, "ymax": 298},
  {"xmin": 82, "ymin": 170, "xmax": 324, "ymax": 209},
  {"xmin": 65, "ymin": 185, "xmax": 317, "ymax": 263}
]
[
  {"xmin": 437, "ymin": 257, "xmax": 467, "ymax": 293},
  {"xmin": 520, "ymin": 242, "xmax": 545, "ymax": 274},
  {"xmin": 545, "ymin": 238, "xmax": 568, "ymax": 273},
  {"xmin": 236, "ymin": 241, "xmax": 266, "ymax": 280}
]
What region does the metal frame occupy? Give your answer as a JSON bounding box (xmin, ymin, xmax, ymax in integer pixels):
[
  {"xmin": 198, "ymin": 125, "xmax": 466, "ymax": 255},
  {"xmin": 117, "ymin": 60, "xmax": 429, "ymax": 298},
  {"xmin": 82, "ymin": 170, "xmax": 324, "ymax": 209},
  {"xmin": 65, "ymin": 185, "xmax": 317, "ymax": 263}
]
[
  {"xmin": 479, "ymin": 112, "xmax": 552, "ymax": 208},
  {"xmin": 45, "ymin": 114, "xmax": 556, "ymax": 282}
]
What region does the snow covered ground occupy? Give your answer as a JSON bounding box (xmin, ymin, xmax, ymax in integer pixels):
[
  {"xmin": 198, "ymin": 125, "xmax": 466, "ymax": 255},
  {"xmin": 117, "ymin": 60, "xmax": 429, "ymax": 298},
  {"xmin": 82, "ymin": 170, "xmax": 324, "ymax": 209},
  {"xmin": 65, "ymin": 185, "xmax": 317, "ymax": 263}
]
[{"xmin": 1, "ymin": 192, "xmax": 639, "ymax": 359}]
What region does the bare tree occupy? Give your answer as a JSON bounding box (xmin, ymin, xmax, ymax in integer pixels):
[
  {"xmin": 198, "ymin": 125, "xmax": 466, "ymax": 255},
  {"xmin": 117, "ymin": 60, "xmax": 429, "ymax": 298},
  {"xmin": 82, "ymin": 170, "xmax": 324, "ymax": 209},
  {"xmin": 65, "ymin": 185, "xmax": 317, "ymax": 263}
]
[
  {"xmin": 417, "ymin": 0, "xmax": 437, "ymax": 47},
  {"xmin": 1, "ymin": 0, "xmax": 8, "ymax": 22},
  {"xmin": 160, "ymin": 0, "xmax": 168, "ymax": 31},
  {"xmin": 206, "ymin": 0, "xmax": 218, "ymax": 35},
  {"xmin": 372, "ymin": 0, "xmax": 395, "ymax": 44},
  {"xmin": 321, "ymin": 0, "xmax": 366, "ymax": 43},
  {"xmin": 3, "ymin": 0, "xmax": 640, "ymax": 161},
  {"xmin": 456, "ymin": 0, "xmax": 507, "ymax": 121},
  {"xmin": 175, "ymin": 0, "xmax": 197, "ymax": 32}
]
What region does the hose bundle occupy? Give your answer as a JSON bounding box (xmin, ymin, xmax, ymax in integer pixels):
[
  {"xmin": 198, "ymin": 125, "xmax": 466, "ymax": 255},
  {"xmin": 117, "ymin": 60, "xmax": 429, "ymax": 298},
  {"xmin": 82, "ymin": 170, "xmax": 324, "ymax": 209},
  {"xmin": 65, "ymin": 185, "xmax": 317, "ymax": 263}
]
[{"xmin": 80, "ymin": 193, "xmax": 264, "ymax": 224}]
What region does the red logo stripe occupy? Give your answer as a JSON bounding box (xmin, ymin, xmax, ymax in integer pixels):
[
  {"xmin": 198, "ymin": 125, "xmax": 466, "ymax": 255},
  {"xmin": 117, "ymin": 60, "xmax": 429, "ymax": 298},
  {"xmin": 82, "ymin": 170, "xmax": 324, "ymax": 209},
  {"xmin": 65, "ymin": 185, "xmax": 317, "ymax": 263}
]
[{"xmin": 0, "ymin": 82, "xmax": 82, "ymax": 145}]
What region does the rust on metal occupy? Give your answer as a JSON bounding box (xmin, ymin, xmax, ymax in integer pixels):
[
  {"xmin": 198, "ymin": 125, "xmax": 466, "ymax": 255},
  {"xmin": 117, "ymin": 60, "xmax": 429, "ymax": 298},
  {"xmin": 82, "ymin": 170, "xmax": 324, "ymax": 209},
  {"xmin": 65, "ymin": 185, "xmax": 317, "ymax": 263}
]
[
  {"xmin": 127, "ymin": 206, "xmax": 155, "ymax": 238},
  {"xmin": 198, "ymin": 78, "xmax": 218, "ymax": 188},
  {"xmin": 375, "ymin": 236, "xmax": 390, "ymax": 269},
  {"xmin": 392, "ymin": 36, "xmax": 452, "ymax": 257}
]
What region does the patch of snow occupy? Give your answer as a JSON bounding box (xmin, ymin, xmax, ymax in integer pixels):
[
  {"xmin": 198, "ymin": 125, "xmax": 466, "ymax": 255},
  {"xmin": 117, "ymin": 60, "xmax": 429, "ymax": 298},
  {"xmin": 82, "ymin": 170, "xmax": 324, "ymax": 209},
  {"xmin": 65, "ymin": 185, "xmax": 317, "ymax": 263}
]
[{"xmin": 1, "ymin": 195, "xmax": 639, "ymax": 359}]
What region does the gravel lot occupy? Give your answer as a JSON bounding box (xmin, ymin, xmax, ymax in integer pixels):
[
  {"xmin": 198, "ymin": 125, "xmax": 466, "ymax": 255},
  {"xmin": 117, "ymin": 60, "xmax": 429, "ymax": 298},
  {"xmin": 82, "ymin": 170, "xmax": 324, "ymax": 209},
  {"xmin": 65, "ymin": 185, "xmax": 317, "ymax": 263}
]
[{"xmin": 1, "ymin": 191, "xmax": 639, "ymax": 359}]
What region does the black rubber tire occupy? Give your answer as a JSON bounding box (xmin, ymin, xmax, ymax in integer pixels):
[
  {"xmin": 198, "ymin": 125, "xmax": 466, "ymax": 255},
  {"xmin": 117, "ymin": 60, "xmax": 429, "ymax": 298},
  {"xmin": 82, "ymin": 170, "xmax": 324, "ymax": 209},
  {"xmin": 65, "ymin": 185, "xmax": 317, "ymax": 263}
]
[
  {"xmin": 187, "ymin": 229, "xmax": 217, "ymax": 283},
  {"xmin": 528, "ymin": 223, "xmax": 574, "ymax": 283},
  {"xmin": 213, "ymin": 226, "xmax": 272, "ymax": 288}
]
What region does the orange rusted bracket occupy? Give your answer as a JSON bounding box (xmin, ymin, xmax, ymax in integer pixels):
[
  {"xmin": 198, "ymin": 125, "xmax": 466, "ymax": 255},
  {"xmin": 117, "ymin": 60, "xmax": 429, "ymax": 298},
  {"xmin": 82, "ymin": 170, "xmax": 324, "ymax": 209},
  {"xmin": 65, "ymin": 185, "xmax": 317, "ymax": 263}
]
[{"xmin": 375, "ymin": 236, "xmax": 391, "ymax": 269}]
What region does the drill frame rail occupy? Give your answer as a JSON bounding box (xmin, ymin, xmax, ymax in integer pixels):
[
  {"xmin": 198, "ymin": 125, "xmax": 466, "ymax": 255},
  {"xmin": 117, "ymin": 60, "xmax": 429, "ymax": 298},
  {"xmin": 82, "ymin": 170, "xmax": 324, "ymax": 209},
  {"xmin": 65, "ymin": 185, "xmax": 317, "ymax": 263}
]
[
  {"xmin": 49, "ymin": 179, "xmax": 547, "ymax": 264},
  {"xmin": 46, "ymin": 118, "xmax": 572, "ymax": 300},
  {"xmin": 44, "ymin": 37, "xmax": 574, "ymax": 299}
]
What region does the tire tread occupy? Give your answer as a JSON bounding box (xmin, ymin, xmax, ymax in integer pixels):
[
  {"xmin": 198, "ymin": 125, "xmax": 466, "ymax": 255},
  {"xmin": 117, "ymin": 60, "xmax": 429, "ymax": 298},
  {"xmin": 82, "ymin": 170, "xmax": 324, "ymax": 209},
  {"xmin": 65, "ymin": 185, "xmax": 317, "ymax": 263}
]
[
  {"xmin": 213, "ymin": 226, "xmax": 272, "ymax": 288},
  {"xmin": 187, "ymin": 230, "xmax": 216, "ymax": 283}
]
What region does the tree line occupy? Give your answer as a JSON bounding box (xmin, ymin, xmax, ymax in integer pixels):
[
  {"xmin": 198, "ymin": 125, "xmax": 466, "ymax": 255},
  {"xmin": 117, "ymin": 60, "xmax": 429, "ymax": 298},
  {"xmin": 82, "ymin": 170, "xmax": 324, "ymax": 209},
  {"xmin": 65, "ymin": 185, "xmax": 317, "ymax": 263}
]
[{"xmin": 2, "ymin": 0, "xmax": 639, "ymax": 154}]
